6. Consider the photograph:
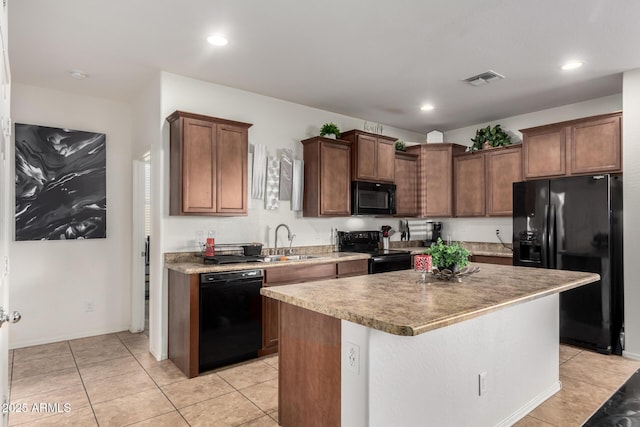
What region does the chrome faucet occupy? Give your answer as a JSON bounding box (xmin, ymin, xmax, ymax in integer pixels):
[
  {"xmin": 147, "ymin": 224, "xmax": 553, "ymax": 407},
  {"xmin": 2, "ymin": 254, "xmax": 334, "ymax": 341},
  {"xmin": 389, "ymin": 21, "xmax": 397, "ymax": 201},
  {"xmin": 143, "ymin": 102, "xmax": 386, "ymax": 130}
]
[{"xmin": 274, "ymin": 224, "xmax": 295, "ymax": 255}]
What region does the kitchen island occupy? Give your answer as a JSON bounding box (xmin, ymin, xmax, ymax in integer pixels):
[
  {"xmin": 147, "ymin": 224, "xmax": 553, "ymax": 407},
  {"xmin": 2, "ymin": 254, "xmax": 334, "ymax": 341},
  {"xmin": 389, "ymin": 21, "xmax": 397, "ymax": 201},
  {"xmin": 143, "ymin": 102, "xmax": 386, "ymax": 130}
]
[{"xmin": 261, "ymin": 263, "xmax": 599, "ymax": 427}]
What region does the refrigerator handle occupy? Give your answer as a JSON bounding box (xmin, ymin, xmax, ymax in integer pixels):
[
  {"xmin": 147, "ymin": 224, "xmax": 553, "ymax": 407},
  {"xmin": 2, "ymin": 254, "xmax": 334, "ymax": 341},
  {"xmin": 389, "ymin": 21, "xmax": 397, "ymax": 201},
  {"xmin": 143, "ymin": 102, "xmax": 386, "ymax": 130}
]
[
  {"xmin": 549, "ymin": 204, "xmax": 556, "ymax": 269},
  {"xmin": 542, "ymin": 204, "xmax": 549, "ymax": 268}
]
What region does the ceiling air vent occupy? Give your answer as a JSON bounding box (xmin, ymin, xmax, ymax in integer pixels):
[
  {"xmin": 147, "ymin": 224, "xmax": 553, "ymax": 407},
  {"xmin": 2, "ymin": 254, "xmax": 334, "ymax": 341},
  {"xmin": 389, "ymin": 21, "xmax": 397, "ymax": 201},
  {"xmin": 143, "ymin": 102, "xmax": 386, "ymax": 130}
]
[{"xmin": 464, "ymin": 70, "xmax": 505, "ymax": 86}]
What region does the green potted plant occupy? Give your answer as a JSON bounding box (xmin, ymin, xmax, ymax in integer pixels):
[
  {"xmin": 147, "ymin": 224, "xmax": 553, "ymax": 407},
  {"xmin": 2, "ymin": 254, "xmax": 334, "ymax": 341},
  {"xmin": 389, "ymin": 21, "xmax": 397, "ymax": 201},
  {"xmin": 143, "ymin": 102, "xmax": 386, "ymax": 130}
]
[
  {"xmin": 320, "ymin": 122, "xmax": 340, "ymax": 139},
  {"xmin": 395, "ymin": 140, "xmax": 406, "ymax": 151},
  {"xmin": 423, "ymin": 238, "xmax": 470, "ymax": 271},
  {"xmin": 469, "ymin": 124, "xmax": 512, "ymax": 151}
]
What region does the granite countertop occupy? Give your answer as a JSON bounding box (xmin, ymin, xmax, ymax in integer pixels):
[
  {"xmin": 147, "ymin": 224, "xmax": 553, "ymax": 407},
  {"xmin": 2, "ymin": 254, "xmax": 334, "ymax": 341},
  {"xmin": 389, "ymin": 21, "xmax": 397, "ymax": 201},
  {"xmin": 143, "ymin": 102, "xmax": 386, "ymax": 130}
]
[
  {"xmin": 261, "ymin": 263, "xmax": 598, "ymax": 337},
  {"xmin": 406, "ymin": 242, "xmax": 513, "ymax": 258},
  {"xmin": 165, "ymin": 252, "xmax": 371, "ymax": 274}
]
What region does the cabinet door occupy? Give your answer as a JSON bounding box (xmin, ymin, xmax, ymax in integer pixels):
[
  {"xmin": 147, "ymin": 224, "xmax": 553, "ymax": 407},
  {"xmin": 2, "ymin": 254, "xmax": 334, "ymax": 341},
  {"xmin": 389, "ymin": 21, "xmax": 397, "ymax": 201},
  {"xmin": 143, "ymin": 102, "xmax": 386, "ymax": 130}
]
[
  {"xmin": 354, "ymin": 134, "xmax": 378, "ymax": 181},
  {"xmin": 569, "ymin": 114, "xmax": 621, "ymax": 174},
  {"xmin": 523, "ymin": 127, "xmax": 566, "ymax": 179},
  {"xmin": 454, "ymin": 154, "xmax": 485, "ymax": 216},
  {"xmin": 424, "ymin": 146, "xmax": 457, "ymax": 217},
  {"xmin": 217, "ymin": 124, "xmax": 248, "ymax": 214},
  {"xmin": 394, "ymin": 154, "xmax": 418, "ymax": 216},
  {"xmin": 182, "ymin": 118, "xmax": 217, "ymax": 213},
  {"xmin": 262, "ymin": 295, "xmax": 280, "ymax": 350},
  {"xmin": 486, "ymin": 146, "xmax": 522, "ymax": 216},
  {"xmin": 377, "ymin": 140, "xmax": 396, "ymax": 182},
  {"xmin": 320, "ymin": 141, "xmax": 351, "ymax": 215}
]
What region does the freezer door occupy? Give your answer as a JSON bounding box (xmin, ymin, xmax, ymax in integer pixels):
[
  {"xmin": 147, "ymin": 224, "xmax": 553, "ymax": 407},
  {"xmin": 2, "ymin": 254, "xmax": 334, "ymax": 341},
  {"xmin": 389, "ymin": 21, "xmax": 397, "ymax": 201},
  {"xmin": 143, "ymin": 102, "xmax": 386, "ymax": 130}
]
[
  {"xmin": 551, "ymin": 175, "xmax": 614, "ymax": 353},
  {"xmin": 512, "ymin": 180, "xmax": 549, "ymax": 268}
]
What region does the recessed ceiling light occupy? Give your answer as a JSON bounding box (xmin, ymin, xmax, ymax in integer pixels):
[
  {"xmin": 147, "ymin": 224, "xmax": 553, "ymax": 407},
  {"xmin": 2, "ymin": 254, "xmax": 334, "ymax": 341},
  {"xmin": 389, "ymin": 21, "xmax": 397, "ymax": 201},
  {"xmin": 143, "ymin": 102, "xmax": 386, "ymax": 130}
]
[
  {"xmin": 561, "ymin": 61, "xmax": 584, "ymax": 70},
  {"xmin": 207, "ymin": 34, "xmax": 228, "ymax": 46},
  {"xmin": 420, "ymin": 104, "xmax": 435, "ymax": 112},
  {"xmin": 69, "ymin": 70, "xmax": 87, "ymax": 80}
]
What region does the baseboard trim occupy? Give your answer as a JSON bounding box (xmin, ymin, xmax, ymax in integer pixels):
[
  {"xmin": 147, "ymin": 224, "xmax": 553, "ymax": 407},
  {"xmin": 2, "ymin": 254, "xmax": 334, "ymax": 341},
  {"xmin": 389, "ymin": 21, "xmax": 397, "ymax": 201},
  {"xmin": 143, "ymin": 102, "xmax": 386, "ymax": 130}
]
[
  {"xmin": 9, "ymin": 326, "xmax": 133, "ymax": 349},
  {"xmin": 496, "ymin": 380, "xmax": 561, "ymax": 427},
  {"xmin": 623, "ymin": 350, "xmax": 640, "ymax": 360}
]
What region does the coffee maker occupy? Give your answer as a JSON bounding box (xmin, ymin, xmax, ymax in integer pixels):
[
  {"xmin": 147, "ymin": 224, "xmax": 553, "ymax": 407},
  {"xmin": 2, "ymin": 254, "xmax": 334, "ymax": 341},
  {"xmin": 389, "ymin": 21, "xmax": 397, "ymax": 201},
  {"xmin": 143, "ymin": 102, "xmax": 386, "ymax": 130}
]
[{"xmin": 423, "ymin": 221, "xmax": 442, "ymax": 246}]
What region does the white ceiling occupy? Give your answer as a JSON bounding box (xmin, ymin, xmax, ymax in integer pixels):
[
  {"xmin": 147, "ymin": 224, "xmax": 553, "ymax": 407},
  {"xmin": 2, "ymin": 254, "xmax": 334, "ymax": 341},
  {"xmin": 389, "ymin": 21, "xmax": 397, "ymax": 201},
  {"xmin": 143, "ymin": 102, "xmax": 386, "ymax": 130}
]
[{"xmin": 8, "ymin": 0, "xmax": 640, "ymax": 133}]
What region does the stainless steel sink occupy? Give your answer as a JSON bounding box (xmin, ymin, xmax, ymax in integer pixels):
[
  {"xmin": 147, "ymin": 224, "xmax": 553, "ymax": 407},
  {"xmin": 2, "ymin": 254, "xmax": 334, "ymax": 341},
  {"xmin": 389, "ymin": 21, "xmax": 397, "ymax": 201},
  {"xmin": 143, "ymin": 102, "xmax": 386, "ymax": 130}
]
[{"xmin": 259, "ymin": 254, "xmax": 327, "ymax": 263}]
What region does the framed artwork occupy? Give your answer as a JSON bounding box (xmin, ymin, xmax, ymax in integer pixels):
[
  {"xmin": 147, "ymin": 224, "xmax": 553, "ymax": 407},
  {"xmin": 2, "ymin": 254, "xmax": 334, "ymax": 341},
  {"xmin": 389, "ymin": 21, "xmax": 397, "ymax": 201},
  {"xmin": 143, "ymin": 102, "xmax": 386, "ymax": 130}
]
[{"xmin": 15, "ymin": 123, "xmax": 106, "ymax": 240}]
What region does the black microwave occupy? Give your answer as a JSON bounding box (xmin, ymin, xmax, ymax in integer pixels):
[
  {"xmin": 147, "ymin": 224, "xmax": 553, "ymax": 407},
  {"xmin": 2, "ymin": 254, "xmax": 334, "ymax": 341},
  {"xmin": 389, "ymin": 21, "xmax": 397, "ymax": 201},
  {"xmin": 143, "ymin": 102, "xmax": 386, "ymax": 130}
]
[{"xmin": 351, "ymin": 181, "xmax": 396, "ymax": 216}]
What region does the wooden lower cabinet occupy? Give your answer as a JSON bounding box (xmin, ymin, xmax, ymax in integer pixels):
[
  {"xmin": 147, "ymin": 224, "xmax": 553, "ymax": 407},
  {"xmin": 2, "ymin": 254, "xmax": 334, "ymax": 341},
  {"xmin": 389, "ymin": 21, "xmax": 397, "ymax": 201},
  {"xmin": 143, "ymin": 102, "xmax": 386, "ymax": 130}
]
[
  {"xmin": 168, "ymin": 270, "xmax": 199, "ymax": 378},
  {"xmin": 261, "ymin": 260, "xmax": 368, "ymax": 354},
  {"xmin": 279, "ymin": 303, "xmax": 341, "ymax": 427},
  {"xmin": 337, "ymin": 259, "xmax": 368, "ymax": 277},
  {"xmin": 470, "ymin": 255, "xmax": 513, "ymax": 265}
]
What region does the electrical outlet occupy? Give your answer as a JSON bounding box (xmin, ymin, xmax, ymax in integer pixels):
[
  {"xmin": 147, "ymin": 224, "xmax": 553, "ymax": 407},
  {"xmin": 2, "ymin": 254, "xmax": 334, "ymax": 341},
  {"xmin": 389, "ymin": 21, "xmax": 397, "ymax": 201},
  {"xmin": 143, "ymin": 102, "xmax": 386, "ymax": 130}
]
[
  {"xmin": 84, "ymin": 301, "xmax": 95, "ymax": 312},
  {"xmin": 479, "ymin": 371, "xmax": 487, "ymax": 396},
  {"xmin": 495, "ymin": 229, "xmax": 500, "ymax": 236},
  {"xmin": 345, "ymin": 342, "xmax": 360, "ymax": 374}
]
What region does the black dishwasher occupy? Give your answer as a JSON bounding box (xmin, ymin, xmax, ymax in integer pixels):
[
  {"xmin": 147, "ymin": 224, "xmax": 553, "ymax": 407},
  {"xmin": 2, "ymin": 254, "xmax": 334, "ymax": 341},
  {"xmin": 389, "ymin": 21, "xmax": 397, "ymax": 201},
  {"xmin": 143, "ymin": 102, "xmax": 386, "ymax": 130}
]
[{"xmin": 199, "ymin": 269, "xmax": 263, "ymax": 372}]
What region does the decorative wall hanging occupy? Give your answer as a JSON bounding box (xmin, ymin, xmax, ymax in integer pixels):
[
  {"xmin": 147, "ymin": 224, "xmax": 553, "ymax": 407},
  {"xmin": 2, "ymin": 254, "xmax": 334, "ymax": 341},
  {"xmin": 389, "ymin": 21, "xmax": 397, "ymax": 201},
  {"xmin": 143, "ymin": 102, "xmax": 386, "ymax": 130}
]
[
  {"xmin": 251, "ymin": 144, "xmax": 267, "ymax": 200},
  {"xmin": 291, "ymin": 159, "xmax": 304, "ymax": 211},
  {"xmin": 265, "ymin": 156, "xmax": 280, "ymax": 210},
  {"xmin": 15, "ymin": 123, "xmax": 106, "ymax": 240},
  {"xmin": 279, "ymin": 148, "xmax": 293, "ymax": 201}
]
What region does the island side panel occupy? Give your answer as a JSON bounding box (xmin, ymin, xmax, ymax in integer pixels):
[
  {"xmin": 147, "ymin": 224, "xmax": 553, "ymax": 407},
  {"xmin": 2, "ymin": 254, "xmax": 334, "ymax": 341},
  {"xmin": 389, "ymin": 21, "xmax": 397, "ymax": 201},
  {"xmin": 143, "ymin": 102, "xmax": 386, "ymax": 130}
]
[
  {"xmin": 168, "ymin": 270, "xmax": 199, "ymax": 378},
  {"xmin": 279, "ymin": 302, "xmax": 341, "ymax": 427},
  {"xmin": 355, "ymin": 294, "xmax": 560, "ymax": 427}
]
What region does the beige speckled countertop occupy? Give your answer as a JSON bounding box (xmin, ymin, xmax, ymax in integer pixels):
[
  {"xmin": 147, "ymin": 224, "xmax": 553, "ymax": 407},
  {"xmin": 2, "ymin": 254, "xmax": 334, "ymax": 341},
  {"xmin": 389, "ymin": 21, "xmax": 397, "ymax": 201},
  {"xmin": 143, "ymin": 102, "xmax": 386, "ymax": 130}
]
[
  {"xmin": 261, "ymin": 264, "xmax": 598, "ymax": 336},
  {"xmin": 165, "ymin": 252, "xmax": 370, "ymax": 274}
]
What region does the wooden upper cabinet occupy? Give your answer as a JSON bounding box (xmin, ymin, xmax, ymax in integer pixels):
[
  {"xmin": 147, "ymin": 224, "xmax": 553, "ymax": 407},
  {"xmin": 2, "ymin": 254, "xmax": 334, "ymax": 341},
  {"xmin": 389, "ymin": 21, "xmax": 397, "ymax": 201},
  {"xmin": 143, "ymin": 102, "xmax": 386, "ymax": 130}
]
[
  {"xmin": 302, "ymin": 137, "xmax": 351, "ymax": 217},
  {"xmin": 394, "ymin": 152, "xmax": 419, "ymax": 217},
  {"xmin": 167, "ymin": 111, "xmax": 252, "ymax": 216},
  {"xmin": 522, "ymin": 126, "xmax": 565, "ymax": 179},
  {"xmin": 341, "ymin": 130, "xmax": 397, "ymax": 183},
  {"xmin": 521, "ymin": 112, "xmax": 622, "ymax": 179},
  {"xmin": 217, "ymin": 124, "xmax": 249, "ymax": 214},
  {"xmin": 406, "ymin": 143, "xmax": 466, "ymax": 217},
  {"xmin": 486, "ymin": 145, "xmax": 522, "ymax": 216},
  {"xmin": 454, "ymin": 145, "xmax": 523, "ymax": 217},
  {"xmin": 454, "ymin": 153, "xmax": 485, "ymax": 217},
  {"xmin": 376, "ymin": 139, "xmax": 396, "ymax": 182},
  {"xmin": 568, "ymin": 114, "xmax": 621, "ymax": 174}
]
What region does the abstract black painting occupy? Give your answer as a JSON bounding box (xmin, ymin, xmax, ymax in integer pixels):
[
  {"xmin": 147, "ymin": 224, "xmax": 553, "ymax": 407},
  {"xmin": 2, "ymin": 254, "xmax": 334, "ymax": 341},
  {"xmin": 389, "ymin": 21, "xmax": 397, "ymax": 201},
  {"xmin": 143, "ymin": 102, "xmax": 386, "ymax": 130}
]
[{"xmin": 15, "ymin": 123, "xmax": 106, "ymax": 240}]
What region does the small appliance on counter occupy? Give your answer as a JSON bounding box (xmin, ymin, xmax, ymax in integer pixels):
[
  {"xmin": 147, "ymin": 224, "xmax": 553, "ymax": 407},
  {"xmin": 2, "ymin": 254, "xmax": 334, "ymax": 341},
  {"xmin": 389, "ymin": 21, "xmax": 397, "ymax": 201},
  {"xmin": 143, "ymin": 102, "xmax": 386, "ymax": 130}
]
[
  {"xmin": 337, "ymin": 230, "xmax": 411, "ymax": 274},
  {"xmin": 423, "ymin": 221, "xmax": 443, "ymax": 246},
  {"xmin": 202, "ymin": 243, "xmax": 264, "ymax": 264}
]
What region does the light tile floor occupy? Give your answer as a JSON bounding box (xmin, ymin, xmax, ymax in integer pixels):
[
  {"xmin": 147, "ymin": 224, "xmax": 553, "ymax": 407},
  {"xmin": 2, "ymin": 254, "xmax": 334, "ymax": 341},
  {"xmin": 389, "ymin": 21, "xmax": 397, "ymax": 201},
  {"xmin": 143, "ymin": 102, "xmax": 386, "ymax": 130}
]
[
  {"xmin": 7, "ymin": 334, "xmax": 640, "ymax": 426},
  {"xmin": 7, "ymin": 331, "xmax": 279, "ymax": 426}
]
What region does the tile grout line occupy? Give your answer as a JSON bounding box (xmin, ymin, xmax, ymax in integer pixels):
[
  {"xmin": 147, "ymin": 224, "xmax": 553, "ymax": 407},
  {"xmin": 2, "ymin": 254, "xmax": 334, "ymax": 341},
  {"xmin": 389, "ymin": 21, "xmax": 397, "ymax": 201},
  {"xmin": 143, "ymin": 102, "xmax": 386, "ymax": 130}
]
[
  {"xmin": 115, "ymin": 333, "xmax": 193, "ymax": 427},
  {"xmin": 67, "ymin": 339, "xmax": 101, "ymax": 427}
]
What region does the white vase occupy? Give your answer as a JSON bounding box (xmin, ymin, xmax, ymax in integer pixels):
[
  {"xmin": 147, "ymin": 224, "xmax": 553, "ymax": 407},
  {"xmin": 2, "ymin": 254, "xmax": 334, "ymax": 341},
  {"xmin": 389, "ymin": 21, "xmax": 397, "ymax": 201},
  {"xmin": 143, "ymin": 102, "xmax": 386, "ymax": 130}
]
[{"xmin": 324, "ymin": 134, "xmax": 336, "ymax": 139}]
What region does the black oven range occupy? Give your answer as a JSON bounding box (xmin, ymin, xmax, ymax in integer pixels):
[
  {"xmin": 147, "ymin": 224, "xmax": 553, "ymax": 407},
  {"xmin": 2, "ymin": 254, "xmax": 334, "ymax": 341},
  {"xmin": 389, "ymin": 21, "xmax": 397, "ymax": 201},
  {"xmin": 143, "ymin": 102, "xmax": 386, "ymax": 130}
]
[{"xmin": 337, "ymin": 230, "xmax": 412, "ymax": 274}]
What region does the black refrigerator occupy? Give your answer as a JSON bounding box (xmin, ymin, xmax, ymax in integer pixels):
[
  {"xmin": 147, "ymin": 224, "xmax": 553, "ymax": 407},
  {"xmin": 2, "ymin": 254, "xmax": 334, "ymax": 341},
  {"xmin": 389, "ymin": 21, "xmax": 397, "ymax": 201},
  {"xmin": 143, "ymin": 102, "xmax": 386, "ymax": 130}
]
[{"xmin": 513, "ymin": 174, "xmax": 624, "ymax": 354}]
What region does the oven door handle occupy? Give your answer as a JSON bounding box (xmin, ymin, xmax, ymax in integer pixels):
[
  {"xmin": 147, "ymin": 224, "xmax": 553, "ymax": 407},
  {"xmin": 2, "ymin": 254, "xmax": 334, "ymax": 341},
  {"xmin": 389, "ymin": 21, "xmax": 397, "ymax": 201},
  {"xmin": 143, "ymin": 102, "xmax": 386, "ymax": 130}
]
[{"xmin": 371, "ymin": 256, "xmax": 405, "ymax": 263}]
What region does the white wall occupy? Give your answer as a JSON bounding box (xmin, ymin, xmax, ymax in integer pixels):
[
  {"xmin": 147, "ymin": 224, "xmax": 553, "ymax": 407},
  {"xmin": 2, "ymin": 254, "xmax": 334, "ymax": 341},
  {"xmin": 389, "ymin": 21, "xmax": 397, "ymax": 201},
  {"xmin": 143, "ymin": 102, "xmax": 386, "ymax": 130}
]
[
  {"xmin": 159, "ymin": 71, "xmax": 425, "ymax": 252},
  {"xmin": 623, "ymin": 69, "xmax": 640, "ymax": 358},
  {"xmin": 131, "ymin": 74, "xmax": 163, "ymax": 358},
  {"xmin": 9, "ymin": 83, "xmax": 133, "ymax": 348},
  {"xmin": 442, "ymin": 94, "xmax": 623, "ymax": 243}
]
